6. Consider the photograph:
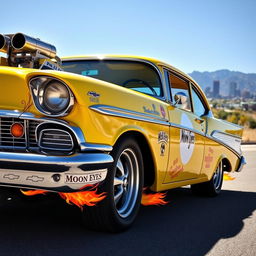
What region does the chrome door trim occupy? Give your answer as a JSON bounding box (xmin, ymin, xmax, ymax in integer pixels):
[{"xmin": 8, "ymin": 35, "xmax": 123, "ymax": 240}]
[{"xmin": 90, "ymin": 104, "xmax": 169, "ymax": 126}]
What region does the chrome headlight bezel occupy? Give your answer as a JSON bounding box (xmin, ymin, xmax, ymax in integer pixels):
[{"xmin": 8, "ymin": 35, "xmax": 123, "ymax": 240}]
[{"xmin": 29, "ymin": 76, "xmax": 74, "ymax": 117}]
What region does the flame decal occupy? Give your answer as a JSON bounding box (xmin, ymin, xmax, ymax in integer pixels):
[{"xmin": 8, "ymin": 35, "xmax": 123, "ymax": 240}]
[
  {"xmin": 223, "ymin": 173, "xmax": 236, "ymax": 181},
  {"xmin": 141, "ymin": 188, "xmax": 168, "ymax": 206},
  {"xmin": 20, "ymin": 185, "xmax": 106, "ymax": 210},
  {"xmin": 59, "ymin": 189, "xmax": 106, "ymax": 209},
  {"xmin": 21, "ymin": 189, "xmax": 47, "ymax": 196}
]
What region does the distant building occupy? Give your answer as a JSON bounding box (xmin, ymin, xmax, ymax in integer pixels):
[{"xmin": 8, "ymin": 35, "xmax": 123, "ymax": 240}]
[
  {"xmin": 213, "ymin": 80, "xmax": 220, "ymax": 98},
  {"xmin": 205, "ymin": 86, "xmax": 212, "ymax": 97},
  {"xmin": 241, "ymin": 89, "xmax": 250, "ymax": 99},
  {"xmin": 229, "ymin": 82, "xmax": 237, "ymax": 97}
]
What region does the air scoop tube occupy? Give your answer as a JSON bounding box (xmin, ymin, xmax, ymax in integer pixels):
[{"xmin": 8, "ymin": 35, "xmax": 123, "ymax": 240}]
[
  {"xmin": 0, "ymin": 34, "xmax": 10, "ymax": 53},
  {"xmin": 11, "ymin": 33, "xmax": 56, "ymax": 59}
]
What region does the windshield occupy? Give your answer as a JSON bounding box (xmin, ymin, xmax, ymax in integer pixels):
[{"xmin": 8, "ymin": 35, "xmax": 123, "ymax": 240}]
[{"xmin": 62, "ymin": 60, "xmax": 163, "ymax": 97}]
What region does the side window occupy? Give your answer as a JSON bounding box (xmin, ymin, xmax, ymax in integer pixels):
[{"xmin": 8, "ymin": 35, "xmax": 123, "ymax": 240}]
[
  {"xmin": 191, "ymin": 86, "xmax": 207, "ymax": 117},
  {"xmin": 168, "ymin": 72, "xmax": 191, "ymax": 111}
]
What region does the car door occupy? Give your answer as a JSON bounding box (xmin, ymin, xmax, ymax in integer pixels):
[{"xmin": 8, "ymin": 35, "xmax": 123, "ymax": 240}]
[{"xmin": 163, "ymin": 70, "xmax": 206, "ymax": 183}]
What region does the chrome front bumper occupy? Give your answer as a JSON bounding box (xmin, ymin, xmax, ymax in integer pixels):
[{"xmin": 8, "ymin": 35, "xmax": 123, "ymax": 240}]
[{"xmin": 0, "ymin": 152, "xmax": 113, "ymax": 192}]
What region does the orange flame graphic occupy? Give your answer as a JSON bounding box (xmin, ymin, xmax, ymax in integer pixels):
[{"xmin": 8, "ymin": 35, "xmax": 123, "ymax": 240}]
[
  {"xmin": 223, "ymin": 173, "xmax": 236, "ymax": 181},
  {"xmin": 59, "ymin": 189, "xmax": 106, "ymax": 209},
  {"xmin": 21, "ymin": 189, "xmax": 48, "ymax": 196},
  {"xmin": 141, "ymin": 188, "xmax": 168, "ymax": 206},
  {"xmin": 20, "ymin": 185, "xmax": 106, "ymax": 210}
]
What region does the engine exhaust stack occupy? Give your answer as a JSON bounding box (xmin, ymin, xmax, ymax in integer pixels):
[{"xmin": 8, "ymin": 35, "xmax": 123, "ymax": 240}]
[
  {"xmin": 11, "ymin": 33, "xmax": 57, "ymax": 59},
  {"xmin": 0, "ymin": 34, "xmax": 11, "ymax": 53},
  {"xmin": 0, "ymin": 32, "xmax": 61, "ymax": 69}
]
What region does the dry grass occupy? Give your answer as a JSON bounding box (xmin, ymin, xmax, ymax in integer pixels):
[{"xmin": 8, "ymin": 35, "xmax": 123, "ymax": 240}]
[{"xmin": 242, "ymin": 128, "xmax": 256, "ymax": 142}]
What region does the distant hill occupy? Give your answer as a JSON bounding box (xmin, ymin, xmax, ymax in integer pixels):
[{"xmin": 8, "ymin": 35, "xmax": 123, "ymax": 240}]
[{"xmin": 188, "ymin": 70, "xmax": 256, "ymax": 96}]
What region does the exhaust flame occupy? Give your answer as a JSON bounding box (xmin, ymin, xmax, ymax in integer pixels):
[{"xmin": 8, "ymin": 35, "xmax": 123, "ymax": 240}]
[
  {"xmin": 141, "ymin": 188, "xmax": 168, "ymax": 206},
  {"xmin": 21, "ymin": 189, "xmax": 47, "ymax": 196},
  {"xmin": 20, "ymin": 185, "xmax": 106, "ymax": 210},
  {"xmin": 59, "ymin": 189, "xmax": 106, "ymax": 210},
  {"xmin": 223, "ymin": 173, "xmax": 236, "ymax": 181}
]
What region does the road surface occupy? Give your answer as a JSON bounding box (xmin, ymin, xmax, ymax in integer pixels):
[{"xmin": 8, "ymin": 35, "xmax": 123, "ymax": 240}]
[{"xmin": 0, "ymin": 145, "xmax": 255, "ymax": 256}]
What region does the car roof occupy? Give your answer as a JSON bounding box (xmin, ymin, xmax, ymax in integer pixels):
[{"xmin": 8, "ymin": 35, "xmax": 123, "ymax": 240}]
[
  {"xmin": 61, "ymin": 54, "xmax": 179, "ymax": 70},
  {"xmin": 62, "ymin": 54, "xmax": 195, "ymax": 83}
]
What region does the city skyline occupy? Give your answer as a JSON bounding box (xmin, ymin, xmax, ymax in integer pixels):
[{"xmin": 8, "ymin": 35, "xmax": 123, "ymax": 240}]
[{"xmin": 204, "ymin": 79, "xmax": 253, "ymax": 99}]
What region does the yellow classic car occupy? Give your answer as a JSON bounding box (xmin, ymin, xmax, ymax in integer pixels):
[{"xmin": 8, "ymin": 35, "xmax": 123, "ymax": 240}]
[{"xmin": 0, "ymin": 33, "xmax": 245, "ymax": 232}]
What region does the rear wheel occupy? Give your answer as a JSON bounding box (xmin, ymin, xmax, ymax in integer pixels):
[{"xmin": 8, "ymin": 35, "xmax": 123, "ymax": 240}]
[
  {"xmin": 191, "ymin": 160, "xmax": 223, "ymax": 197},
  {"xmin": 82, "ymin": 137, "xmax": 144, "ymax": 232}
]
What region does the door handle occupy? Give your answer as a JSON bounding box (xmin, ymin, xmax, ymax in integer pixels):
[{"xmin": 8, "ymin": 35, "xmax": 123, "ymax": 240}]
[{"xmin": 194, "ymin": 118, "xmax": 204, "ymax": 124}]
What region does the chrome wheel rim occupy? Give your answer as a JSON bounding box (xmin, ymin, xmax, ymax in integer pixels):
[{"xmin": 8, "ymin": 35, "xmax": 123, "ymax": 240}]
[
  {"xmin": 213, "ymin": 161, "xmax": 223, "ymax": 190},
  {"xmin": 113, "ymin": 148, "xmax": 139, "ymax": 218}
]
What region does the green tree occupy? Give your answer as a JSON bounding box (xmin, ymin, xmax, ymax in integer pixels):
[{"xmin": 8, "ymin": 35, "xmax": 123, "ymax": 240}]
[
  {"xmin": 249, "ymin": 119, "xmax": 256, "ymax": 129},
  {"xmin": 217, "ymin": 110, "xmax": 229, "ymax": 120}
]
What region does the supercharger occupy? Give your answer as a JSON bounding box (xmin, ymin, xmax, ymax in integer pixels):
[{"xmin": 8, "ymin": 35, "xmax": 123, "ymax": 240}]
[{"xmin": 0, "ymin": 32, "xmax": 61, "ymax": 69}]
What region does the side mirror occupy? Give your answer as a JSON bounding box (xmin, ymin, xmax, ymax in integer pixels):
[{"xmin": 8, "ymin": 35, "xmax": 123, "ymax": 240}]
[{"xmin": 174, "ymin": 92, "xmax": 188, "ymax": 106}]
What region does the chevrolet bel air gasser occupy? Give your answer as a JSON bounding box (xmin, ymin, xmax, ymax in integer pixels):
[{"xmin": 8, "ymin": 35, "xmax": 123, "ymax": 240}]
[{"xmin": 0, "ymin": 33, "xmax": 245, "ymax": 232}]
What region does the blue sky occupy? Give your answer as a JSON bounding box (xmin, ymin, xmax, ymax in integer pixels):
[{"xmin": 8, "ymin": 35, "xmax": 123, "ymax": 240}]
[{"xmin": 2, "ymin": 0, "xmax": 255, "ymax": 73}]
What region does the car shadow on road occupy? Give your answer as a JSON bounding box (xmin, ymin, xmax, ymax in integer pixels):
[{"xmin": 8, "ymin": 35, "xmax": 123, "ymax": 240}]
[{"xmin": 0, "ymin": 188, "xmax": 255, "ymax": 256}]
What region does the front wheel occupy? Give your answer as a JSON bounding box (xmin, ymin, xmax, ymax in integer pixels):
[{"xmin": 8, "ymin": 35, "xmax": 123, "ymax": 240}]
[
  {"xmin": 191, "ymin": 160, "xmax": 223, "ymax": 197},
  {"xmin": 82, "ymin": 137, "xmax": 144, "ymax": 232}
]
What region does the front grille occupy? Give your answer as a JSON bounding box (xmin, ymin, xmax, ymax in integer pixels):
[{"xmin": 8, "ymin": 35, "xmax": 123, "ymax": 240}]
[
  {"xmin": 39, "ymin": 129, "xmax": 73, "ymax": 151},
  {"xmin": 0, "ymin": 118, "xmax": 26, "ymax": 148},
  {"xmin": 28, "ymin": 120, "xmax": 40, "ymax": 148},
  {"xmin": 0, "ymin": 117, "xmax": 42, "ymax": 149},
  {"xmin": 0, "ymin": 116, "xmax": 75, "ymax": 153}
]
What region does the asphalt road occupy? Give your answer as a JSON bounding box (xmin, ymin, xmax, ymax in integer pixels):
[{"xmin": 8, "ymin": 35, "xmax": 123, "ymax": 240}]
[{"xmin": 0, "ymin": 145, "xmax": 255, "ymax": 256}]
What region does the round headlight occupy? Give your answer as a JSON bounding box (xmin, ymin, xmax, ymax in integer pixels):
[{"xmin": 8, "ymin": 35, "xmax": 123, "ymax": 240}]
[
  {"xmin": 30, "ymin": 76, "xmax": 74, "ymax": 117},
  {"xmin": 43, "ymin": 81, "xmax": 70, "ymax": 113}
]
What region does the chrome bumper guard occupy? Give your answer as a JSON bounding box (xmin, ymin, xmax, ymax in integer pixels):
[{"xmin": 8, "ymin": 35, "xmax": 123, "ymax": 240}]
[
  {"xmin": 235, "ymin": 156, "xmax": 246, "ymax": 172},
  {"xmin": 0, "ymin": 152, "xmax": 113, "ymax": 192}
]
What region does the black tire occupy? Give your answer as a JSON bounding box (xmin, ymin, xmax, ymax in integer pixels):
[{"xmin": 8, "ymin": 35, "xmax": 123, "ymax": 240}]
[
  {"xmin": 82, "ymin": 137, "xmax": 144, "ymax": 232},
  {"xmin": 191, "ymin": 160, "xmax": 223, "ymax": 197}
]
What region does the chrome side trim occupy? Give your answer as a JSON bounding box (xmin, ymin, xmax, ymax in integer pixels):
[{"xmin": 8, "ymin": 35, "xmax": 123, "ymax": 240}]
[
  {"xmin": 90, "ymin": 104, "xmax": 169, "ymax": 126},
  {"xmin": 169, "ymin": 123, "xmax": 205, "ymax": 137},
  {"xmin": 167, "ymin": 120, "xmax": 242, "ymax": 157},
  {"xmin": 90, "ymin": 105, "xmax": 208, "ymax": 136},
  {"xmin": 206, "ymin": 134, "xmax": 241, "ymax": 157},
  {"xmin": 211, "ymin": 130, "xmax": 241, "ymax": 139},
  {"xmin": 80, "ymin": 142, "xmax": 112, "ymax": 152},
  {"xmin": 211, "ymin": 130, "xmax": 242, "ymax": 155}
]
